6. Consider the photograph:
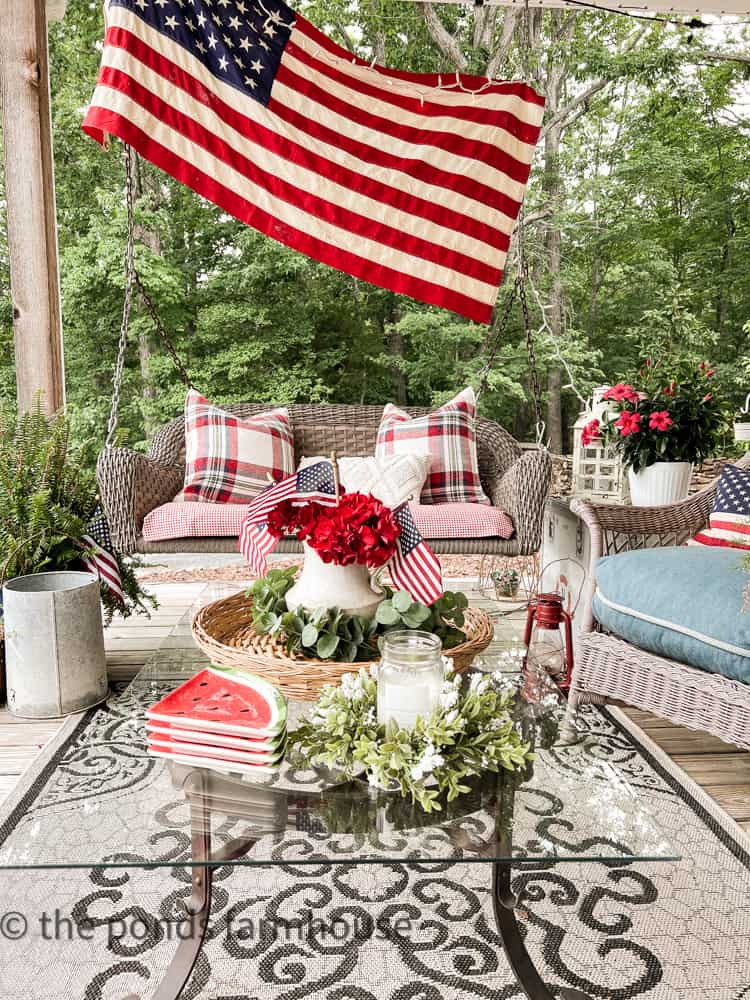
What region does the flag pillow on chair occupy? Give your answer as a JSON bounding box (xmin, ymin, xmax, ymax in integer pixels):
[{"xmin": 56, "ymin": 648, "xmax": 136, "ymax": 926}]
[
  {"xmin": 182, "ymin": 391, "xmax": 295, "ymax": 504},
  {"xmin": 690, "ymin": 464, "xmax": 750, "ymax": 550},
  {"xmin": 375, "ymin": 387, "xmax": 490, "ymax": 506}
]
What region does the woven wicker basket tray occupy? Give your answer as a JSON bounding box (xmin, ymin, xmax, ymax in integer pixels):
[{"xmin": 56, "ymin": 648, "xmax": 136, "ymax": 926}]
[{"xmin": 192, "ymin": 591, "xmax": 494, "ymax": 701}]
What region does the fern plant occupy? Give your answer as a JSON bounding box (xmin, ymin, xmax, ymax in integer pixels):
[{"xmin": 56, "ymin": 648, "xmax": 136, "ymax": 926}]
[{"xmin": 0, "ymin": 402, "xmax": 155, "ymax": 621}]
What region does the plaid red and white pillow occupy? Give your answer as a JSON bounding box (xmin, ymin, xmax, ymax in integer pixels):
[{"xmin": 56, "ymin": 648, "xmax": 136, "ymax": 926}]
[
  {"xmin": 182, "ymin": 390, "xmax": 295, "ymax": 504},
  {"xmin": 689, "ymin": 463, "xmax": 750, "ymax": 551},
  {"xmin": 375, "ymin": 387, "xmax": 490, "ymax": 506}
]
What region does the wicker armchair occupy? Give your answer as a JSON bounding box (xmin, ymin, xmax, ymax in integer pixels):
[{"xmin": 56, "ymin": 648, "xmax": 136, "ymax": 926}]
[
  {"xmin": 97, "ymin": 403, "xmax": 551, "ymax": 558},
  {"xmin": 568, "ymin": 452, "xmax": 750, "ymax": 751}
]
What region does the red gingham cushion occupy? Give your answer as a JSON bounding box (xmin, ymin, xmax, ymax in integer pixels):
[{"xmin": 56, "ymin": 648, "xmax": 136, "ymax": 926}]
[
  {"xmin": 375, "ymin": 387, "xmax": 490, "ymax": 506},
  {"xmin": 142, "ymin": 502, "xmax": 514, "ymax": 543},
  {"xmin": 182, "ymin": 390, "xmax": 295, "ymax": 504}
]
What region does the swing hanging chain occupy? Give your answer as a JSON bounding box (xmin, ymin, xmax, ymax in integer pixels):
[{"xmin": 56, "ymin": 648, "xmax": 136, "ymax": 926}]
[
  {"xmin": 105, "ymin": 144, "xmax": 192, "ymax": 449},
  {"xmin": 105, "ymin": 144, "xmax": 138, "ymax": 450},
  {"xmin": 476, "ymin": 274, "xmax": 519, "ymax": 400}
]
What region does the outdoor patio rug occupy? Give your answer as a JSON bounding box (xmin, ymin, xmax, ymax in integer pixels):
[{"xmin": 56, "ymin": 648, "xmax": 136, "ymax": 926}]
[{"xmin": 0, "ymin": 687, "xmax": 749, "ymax": 1000}]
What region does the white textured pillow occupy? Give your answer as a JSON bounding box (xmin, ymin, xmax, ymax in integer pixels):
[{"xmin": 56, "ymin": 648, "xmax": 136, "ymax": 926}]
[{"xmin": 300, "ymin": 455, "xmax": 430, "ymax": 509}]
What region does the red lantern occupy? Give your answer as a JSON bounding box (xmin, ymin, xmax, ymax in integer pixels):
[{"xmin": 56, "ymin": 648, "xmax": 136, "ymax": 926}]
[{"xmin": 522, "ymin": 593, "xmax": 574, "ymax": 691}]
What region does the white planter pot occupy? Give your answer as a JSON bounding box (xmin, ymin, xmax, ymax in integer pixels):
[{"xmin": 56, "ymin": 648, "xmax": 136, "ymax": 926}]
[
  {"xmin": 734, "ymin": 422, "xmax": 750, "ymax": 443},
  {"xmin": 286, "ymin": 544, "xmax": 383, "ymax": 620},
  {"xmin": 627, "ymin": 462, "xmax": 693, "ymax": 507},
  {"xmin": 3, "ymin": 571, "xmax": 108, "ymax": 719}
]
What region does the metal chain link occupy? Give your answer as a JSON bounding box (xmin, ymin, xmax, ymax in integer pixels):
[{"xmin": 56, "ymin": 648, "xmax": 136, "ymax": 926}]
[
  {"xmin": 105, "ymin": 144, "xmax": 138, "ymax": 449},
  {"xmin": 476, "ymin": 277, "xmax": 519, "ymax": 401},
  {"xmin": 105, "ymin": 145, "xmax": 193, "ymax": 448}
]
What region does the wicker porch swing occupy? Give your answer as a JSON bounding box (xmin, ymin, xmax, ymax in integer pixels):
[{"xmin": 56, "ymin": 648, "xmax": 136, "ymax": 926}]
[{"xmin": 96, "ymin": 145, "xmax": 552, "ymax": 558}]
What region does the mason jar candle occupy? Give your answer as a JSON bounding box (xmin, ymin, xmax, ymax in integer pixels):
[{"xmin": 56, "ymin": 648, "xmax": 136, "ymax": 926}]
[{"xmin": 376, "ymin": 631, "xmax": 445, "ymax": 732}]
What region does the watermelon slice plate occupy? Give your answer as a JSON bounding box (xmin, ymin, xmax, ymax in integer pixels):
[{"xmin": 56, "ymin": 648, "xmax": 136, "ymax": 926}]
[
  {"xmin": 147, "ymin": 722, "xmax": 287, "ymax": 753},
  {"xmin": 148, "ymin": 743, "xmax": 282, "ymax": 777},
  {"xmin": 148, "ymin": 736, "xmax": 285, "ymax": 766},
  {"xmin": 147, "ymin": 666, "xmax": 286, "ymax": 737}
]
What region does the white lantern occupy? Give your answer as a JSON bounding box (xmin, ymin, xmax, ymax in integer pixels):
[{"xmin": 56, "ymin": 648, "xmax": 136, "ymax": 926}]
[{"xmin": 571, "ymin": 387, "xmax": 629, "ymax": 502}]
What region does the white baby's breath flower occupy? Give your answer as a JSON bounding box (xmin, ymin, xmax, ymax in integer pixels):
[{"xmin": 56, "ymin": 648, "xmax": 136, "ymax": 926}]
[{"xmin": 440, "ymin": 688, "xmax": 459, "ymax": 710}]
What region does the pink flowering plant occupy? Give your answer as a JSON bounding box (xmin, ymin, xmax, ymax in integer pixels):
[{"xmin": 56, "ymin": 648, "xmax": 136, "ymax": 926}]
[{"xmin": 581, "ymin": 360, "xmax": 726, "ymax": 473}]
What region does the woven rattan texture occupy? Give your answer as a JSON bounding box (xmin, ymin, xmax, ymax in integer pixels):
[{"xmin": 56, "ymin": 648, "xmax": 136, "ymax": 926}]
[
  {"xmin": 568, "ymin": 451, "xmax": 750, "ymax": 749},
  {"xmin": 573, "ymin": 632, "xmax": 750, "ymax": 751},
  {"xmin": 192, "ymin": 591, "xmax": 493, "ymax": 701},
  {"xmin": 98, "ymin": 403, "xmax": 551, "ymax": 557}
]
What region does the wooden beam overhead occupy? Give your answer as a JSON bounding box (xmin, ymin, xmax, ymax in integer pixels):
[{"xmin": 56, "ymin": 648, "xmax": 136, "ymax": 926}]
[
  {"xmin": 0, "ymin": 0, "xmax": 65, "ymax": 414},
  {"xmin": 408, "ymin": 0, "xmax": 750, "ymax": 13}
]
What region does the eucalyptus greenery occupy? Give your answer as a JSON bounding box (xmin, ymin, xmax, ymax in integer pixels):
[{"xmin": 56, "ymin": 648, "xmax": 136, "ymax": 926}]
[
  {"xmin": 289, "ymin": 667, "xmax": 532, "ymax": 812},
  {"xmin": 375, "ymin": 589, "xmax": 468, "ymax": 649},
  {"xmin": 247, "ymin": 571, "xmax": 470, "ymax": 663}
]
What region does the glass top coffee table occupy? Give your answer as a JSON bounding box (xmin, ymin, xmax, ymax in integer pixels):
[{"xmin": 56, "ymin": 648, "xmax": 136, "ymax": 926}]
[{"xmin": 0, "ymin": 597, "xmax": 677, "ymax": 1000}]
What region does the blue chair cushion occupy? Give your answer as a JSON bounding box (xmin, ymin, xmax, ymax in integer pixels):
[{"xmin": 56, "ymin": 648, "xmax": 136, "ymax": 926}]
[{"xmin": 592, "ymin": 546, "xmax": 750, "ymax": 684}]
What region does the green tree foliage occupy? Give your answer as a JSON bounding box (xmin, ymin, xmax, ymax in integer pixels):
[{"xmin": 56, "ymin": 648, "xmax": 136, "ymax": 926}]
[{"xmin": 0, "ymin": 2, "xmax": 747, "ymax": 458}]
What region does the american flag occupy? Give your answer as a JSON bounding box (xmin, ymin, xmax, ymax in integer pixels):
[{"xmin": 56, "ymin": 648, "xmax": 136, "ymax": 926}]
[
  {"xmin": 82, "ymin": 0, "xmax": 544, "ymax": 324},
  {"xmin": 82, "ymin": 506, "xmax": 125, "ymax": 602},
  {"xmin": 691, "ymin": 464, "xmax": 750, "ymax": 550},
  {"xmin": 238, "ymin": 460, "xmax": 339, "ymax": 575},
  {"xmin": 389, "ymin": 505, "xmax": 443, "ymax": 606}
]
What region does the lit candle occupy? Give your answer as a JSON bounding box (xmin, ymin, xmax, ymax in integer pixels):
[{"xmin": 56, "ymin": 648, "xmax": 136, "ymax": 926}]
[{"xmin": 377, "ymin": 631, "xmax": 444, "ymax": 732}]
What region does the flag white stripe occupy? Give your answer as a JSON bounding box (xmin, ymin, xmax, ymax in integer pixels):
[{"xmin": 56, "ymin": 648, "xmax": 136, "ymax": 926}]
[
  {"xmin": 100, "ymin": 46, "xmax": 511, "ymax": 264},
  {"xmin": 91, "ymin": 86, "xmax": 500, "ymax": 304}
]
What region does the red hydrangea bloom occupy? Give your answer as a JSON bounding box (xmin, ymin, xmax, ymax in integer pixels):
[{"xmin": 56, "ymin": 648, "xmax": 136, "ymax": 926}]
[
  {"xmin": 615, "ymin": 411, "xmax": 641, "ymax": 437},
  {"xmin": 267, "ymin": 492, "xmax": 401, "ymax": 568},
  {"xmin": 581, "ymin": 418, "xmax": 601, "ymax": 447},
  {"xmin": 603, "ymin": 383, "xmax": 640, "ymax": 405},
  {"xmin": 648, "ymin": 410, "xmax": 673, "ymax": 432}
]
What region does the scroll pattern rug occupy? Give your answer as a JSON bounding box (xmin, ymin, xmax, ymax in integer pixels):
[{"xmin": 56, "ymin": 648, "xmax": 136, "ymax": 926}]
[{"xmin": 0, "ymin": 684, "xmax": 749, "ymax": 1000}]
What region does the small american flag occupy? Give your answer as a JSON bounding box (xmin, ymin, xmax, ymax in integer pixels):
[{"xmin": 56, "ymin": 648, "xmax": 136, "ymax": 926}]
[
  {"xmin": 82, "ymin": 506, "xmax": 125, "ymax": 603},
  {"xmin": 389, "ymin": 505, "xmax": 443, "ymax": 606},
  {"xmin": 82, "ymin": 0, "xmax": 544, "ymax": 323},
  {"xmin": 238, "ymin": 461, "xmax": 338, "ymax": 575}
]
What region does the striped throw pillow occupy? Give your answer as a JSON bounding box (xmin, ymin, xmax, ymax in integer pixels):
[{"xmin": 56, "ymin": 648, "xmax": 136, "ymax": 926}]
[
  {"xmin": 690, "ymin": 464, "xmax": 750, "ymax": 551},
  {"xmin": 182, "ymin": 391, "xmax": 295, "ymax": 504},
  {"xmin": 375, "ymin": 387, "xmax": 490, "ymax": 506}
]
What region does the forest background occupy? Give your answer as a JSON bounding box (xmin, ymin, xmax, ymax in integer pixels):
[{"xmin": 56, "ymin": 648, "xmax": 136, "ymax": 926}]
[{"xmin": 0, "ymin": 0, "xmax": 748, "ymax": 466}]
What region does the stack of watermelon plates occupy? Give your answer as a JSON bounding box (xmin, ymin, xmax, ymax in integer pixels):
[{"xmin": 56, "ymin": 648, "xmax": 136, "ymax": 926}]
[{"xmin": 146, "ymin": 666, "xmax": 287, "ymax": 776}]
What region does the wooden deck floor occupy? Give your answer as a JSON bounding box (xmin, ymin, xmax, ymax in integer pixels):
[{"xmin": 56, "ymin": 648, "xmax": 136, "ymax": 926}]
[{"xmin": 1, "ymin": 581, "xmax": 749, "ymax": 839}]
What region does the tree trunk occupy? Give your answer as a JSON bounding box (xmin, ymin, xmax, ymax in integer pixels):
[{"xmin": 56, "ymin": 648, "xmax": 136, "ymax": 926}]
[
  {"xmin": 129, "ymin": 154, "xmax": 161, "ymax": 437},
  {"xmin": 541, "ymin": 63, "xmax": 565, "ymax": 454}
]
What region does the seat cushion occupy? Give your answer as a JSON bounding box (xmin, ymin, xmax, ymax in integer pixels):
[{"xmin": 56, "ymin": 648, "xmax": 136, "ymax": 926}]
[
  {"xmin": 181, "ymin": 390, "xmax": 295, "ymax": 503},
  {"xmin": 592, "ymin": 546, "xmax": 750, "ymax": 684},
  {"xmin": 143, "ymin": 501, "xmax": 514, "ymax": 543},
  {"xmin": 375, "ymin": 387, "xmax": 491, "ymax": 506}
]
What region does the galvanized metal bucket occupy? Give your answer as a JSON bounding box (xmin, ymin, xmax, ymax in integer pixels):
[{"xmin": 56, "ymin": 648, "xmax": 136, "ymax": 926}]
[{"xmin": 3, "ymin": 572, "xmax": 108, "ymax": 719}]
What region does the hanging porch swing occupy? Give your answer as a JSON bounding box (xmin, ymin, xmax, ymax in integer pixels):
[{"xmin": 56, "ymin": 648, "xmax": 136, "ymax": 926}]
[{"xmin": 95, "ymin": 146, "xmax": 552, "ymax": 558}]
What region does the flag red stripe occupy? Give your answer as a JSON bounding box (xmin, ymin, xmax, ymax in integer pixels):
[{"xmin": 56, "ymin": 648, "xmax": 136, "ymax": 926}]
[
  {"xmin": 269, "ymin": 97, "xmax": 521, "ymax": 223},
  {"xmin": 103, "ymin": 26, "xmax": 514, "ymax": 250},
  {"xmin": 710, "ymin": 518, "xmax": 750, "ymax": 535},
  {"xmin": 275, "ymin": 61, "xmax": 534, "ymax": 186},
  {"xmin": 293, "ymin": 16, "xmax": 545, "ymax": 105},
  {"xmin": 97, "ymin": 63, "xmax": 503, "ymax": 284},
  {"xmin": 83, "ymin": 109, "xmax": 496, "ymax": 322},
  {"xmin": 285, "ymin": 33, "xmax": 541, "ymax": 136}
]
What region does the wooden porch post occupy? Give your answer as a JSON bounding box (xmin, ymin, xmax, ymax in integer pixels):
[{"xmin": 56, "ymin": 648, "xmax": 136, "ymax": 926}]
[{"xmin": 0, "ymin": 0, "xmax": 66, "ymax": 413}]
